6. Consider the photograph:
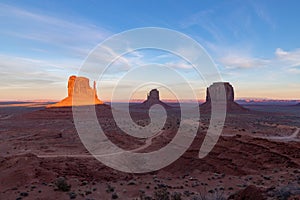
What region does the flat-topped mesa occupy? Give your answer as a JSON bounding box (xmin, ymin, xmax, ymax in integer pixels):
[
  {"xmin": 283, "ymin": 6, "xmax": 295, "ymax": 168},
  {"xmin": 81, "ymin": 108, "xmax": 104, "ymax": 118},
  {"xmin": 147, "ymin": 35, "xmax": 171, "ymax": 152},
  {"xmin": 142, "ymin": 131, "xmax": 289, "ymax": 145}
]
[
  {"xmin": 47, "ymin": 75, "xmax": 103, "ymax": 108},
  {"xmin": 201, "ymin": 82, "xmax": 248, "ymax": 113}
]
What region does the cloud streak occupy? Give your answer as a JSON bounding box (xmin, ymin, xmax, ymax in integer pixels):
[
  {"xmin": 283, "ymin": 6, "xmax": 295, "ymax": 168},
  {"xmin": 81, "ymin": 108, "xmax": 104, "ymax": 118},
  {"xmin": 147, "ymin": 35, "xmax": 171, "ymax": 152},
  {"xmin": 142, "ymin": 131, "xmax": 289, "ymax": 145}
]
[
  {"xmin": 0, "ymin": 54, "xmax": 78, "ymax": 89},
  {"xmin": 275, "ymin": 48, "xmax": 300, "ymax": 67},
  {"xmin": 219, "ymin": 54, "xmax": 269, "ymax": 69},
  {"xmin": 0, "ymin": 3, "xmax": 111, "ymax": 57},
  {"xmin": 218, "ymin": 48, "xmax": 300, "ymax": 70}
]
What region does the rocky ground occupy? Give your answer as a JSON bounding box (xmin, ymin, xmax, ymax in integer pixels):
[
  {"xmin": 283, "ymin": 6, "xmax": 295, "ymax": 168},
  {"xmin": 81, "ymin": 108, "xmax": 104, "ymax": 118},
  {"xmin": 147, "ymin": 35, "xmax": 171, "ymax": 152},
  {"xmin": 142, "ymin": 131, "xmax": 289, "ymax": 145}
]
[{"xmin": 1, "ymin": 102, "xmax": 300, "ymax": 200}]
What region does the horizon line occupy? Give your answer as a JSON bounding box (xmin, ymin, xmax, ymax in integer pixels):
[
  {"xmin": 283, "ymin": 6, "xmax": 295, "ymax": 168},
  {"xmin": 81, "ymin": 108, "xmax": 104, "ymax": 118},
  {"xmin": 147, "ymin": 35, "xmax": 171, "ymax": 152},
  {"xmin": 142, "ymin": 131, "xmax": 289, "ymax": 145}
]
[{"xmin": 1, "ymin": 98, "xmax": 300, "ymax": 103}]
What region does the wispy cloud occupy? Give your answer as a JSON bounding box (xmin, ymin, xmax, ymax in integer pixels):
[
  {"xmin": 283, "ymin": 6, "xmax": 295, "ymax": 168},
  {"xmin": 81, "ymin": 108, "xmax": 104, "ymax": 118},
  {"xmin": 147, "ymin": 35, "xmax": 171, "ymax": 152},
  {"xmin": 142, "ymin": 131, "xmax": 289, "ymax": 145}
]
[
  {"xmin": 217, "ymin": 48, "xmax": 300, "ymax": 70},
  {"xmin": 275, "ymin": 48, "xmax": 300, "ymax": 67},
  {"xmin": 250, "ymin": 1, "xmax": 276, "ymax": 29},
  {"xmin": 0, "ymin": 3, "xmax": 112, "ymax": 99},
  {"xmin": 0, "ymin": 3, "xmax": 111, "ymax": 57},
  {"xmin": 287, "ymin": 67, "xmax": 300, "ymax": 74},
  {"xmin": 219, "ymin": 54, "xmax": 269, "ymax": 69},
  {"xmin": 278, "ymin": 48, "xmax": 300, "ymax": 74},
  {"xmin": 180, "ymin": 1, "xmax": 276, "ymax": 50},
  {"xmin": 0, "ymin": 54, "xmax": 78, "ymax": 89},
  {"xmin": 180, "ymin": 9, "xmax": 224, "ymax": 42},
  {"xmin": 165, "ymin": 61, "xmax": 193, "ymax": 70}
]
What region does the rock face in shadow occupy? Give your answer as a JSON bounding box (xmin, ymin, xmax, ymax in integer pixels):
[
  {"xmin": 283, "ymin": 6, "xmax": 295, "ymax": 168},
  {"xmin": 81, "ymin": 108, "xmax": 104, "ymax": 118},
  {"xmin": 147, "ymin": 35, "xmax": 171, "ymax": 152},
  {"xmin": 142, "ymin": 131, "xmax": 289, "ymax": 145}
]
[
  {"xmin": 206, "ymin": 82, "xmax": 234, "ymax": 102},
  {"xmin": 143, "ymin": 89, "xmax": 168, "ymax": 108},
  {"xmin": 47, "ymin": 75, "xmax": 103, "ymax": 108},
  {"xmin": 133, "ymin": 89, "xmax": 170, "ymax": 109},
  {"xmin": 129, "ymin": 89, "xmax": 176, "ymax": 126},
  {"xmin": 200, "ymin": 82, "xmax": 248, "ymax": 113}
]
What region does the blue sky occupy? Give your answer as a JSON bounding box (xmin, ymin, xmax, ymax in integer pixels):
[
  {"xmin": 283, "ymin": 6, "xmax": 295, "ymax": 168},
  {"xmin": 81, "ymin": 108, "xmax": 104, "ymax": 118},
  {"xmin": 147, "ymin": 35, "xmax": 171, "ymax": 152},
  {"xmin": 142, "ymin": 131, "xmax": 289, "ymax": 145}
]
[{"xmin": 0, "ymin": 0, "xmax": 300, "ymax": 101}]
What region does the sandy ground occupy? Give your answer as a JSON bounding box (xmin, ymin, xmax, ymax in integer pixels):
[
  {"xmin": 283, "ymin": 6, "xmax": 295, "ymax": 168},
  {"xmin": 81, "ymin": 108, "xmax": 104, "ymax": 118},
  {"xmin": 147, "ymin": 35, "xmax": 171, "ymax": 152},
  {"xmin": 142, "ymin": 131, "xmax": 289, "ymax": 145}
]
[{"xmin": 1, "ymin": 102, "xmax": 300, "ymax": 199}]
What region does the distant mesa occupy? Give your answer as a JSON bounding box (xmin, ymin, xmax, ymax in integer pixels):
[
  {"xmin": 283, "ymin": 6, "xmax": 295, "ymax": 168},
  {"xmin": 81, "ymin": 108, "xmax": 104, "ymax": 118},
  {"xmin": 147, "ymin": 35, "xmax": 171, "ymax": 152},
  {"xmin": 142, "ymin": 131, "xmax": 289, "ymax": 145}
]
[
  {"xmin": 47, "ymin": 75, "xmax": 103, "ymax": 108},
  {"xmin": 132, "ymin": 89, "xmax": 171, "ymax": 109},
  {"xmin": 129, "ymin": 89, "xmax": 177, "ymax": 126},
  {"xmin": 200, "ymin": 82, "xmax": 248, "ymax": 113}
]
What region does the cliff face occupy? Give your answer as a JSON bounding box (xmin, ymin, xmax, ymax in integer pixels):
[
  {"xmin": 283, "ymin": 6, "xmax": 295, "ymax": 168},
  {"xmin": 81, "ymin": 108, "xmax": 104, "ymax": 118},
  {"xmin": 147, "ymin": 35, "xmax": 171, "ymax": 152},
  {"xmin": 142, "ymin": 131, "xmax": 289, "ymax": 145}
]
[
  {"xmin": 139, "ymin": 89, "xmax": 170, "ymax": 109},
  {"xmin": 47, "ymin": 75, "xmax": 103, "ymax": 108},
  {"xmin": 129, "ymin": 89, "xmax": 171, "ymax": 111},
  {"xmin": 206, "ymin": 82, "xmax": 234, "ymax": 103},
  {"xmin": 142, "ymin": 89, "xmax": 167, "ymax": 108},
  {"xmin": 201, "ymin": 82, "xmax": 247, "ymax": 113}
]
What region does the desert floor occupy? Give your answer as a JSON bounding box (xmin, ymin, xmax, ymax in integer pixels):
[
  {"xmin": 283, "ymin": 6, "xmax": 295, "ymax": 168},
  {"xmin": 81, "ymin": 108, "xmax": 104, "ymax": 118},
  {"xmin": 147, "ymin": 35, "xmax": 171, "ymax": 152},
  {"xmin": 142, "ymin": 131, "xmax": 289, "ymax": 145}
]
[{"xmin": 1, "ymin": 102, "xmax": 300, "ymax": 200}]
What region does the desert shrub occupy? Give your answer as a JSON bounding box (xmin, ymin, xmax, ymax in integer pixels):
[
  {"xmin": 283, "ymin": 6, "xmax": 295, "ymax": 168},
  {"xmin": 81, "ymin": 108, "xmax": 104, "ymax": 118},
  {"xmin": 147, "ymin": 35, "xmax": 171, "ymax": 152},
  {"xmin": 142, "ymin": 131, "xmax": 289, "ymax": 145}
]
[
  {"xmin": 140, "ymin": 195, "xmax": 153, "ymax": 200},
  {"xmin": 276, "ymin": 188, "xmax": 292, "ymax": 200},
  {"xmin": 154, "ymin": 187, "xmax": 170, "ymax": 200},
  {"xmin": 55, "ymin": 177, "xmax": 71, "ymax": 192},
  {"xmin": 171, "ymin": 192, "xmax": 182, "ymax": 200},
  {"xmin": 275, "ymin": 184, "xmax": 300, "ymax": 200},
  {"xmin": 106, "ymin": 184, "xmax": 115, "ymax": 193},
  {"xmin": 192, "ymin": 190, "xmax": 225, "ymax": 200}
]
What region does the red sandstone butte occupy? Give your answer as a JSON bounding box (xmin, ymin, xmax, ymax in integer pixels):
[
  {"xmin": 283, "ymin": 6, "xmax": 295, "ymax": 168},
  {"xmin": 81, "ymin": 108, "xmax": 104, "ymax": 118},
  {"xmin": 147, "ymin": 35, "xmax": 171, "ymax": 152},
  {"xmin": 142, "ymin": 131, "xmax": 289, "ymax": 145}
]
[
  {"xmin": 200, "ymin": 82, "xmax": 248, "ymax": 113},
  {"xmin": 47, "ymin": 75, "xmax": 103, "ymax": 108}
]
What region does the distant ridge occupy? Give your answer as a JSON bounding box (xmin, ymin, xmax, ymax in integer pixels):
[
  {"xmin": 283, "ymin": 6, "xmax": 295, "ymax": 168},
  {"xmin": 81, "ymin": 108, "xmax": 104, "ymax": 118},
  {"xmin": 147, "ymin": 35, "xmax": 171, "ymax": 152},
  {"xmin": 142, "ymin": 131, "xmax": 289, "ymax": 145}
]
[{"xmin": 236, "ymin": 99, "xmax": 300, "ymax": 106}]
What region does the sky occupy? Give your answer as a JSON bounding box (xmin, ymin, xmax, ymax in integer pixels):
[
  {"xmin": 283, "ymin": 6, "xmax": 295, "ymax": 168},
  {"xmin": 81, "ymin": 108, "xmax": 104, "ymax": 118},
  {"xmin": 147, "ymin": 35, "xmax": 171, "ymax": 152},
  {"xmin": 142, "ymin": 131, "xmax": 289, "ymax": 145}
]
[{"xmin": 0, "ymin": 0, "xmax": 300, "ymax": 101}]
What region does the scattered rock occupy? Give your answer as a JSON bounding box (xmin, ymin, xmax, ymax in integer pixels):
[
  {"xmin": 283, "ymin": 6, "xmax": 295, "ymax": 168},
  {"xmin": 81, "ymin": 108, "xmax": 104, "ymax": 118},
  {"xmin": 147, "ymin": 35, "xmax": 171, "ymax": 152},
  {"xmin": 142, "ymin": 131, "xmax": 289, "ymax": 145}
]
[
  {"xmin": 127, "ymin": 180, "xmax": 137, "ymax": 185},
  {"xmin": 68, "ymin": 191, "xmax": 77, "ymax": 199},
  {"xmin": 106, "ymin": 184, "xmax": 115, "ymax": 193},
  {"xmin": 20, "ymin": 192, "xmax": 28, "ymax": 197},
  {"xmin": 111, "ymin": 193, "xmax": 118, "ymax": 199}
]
